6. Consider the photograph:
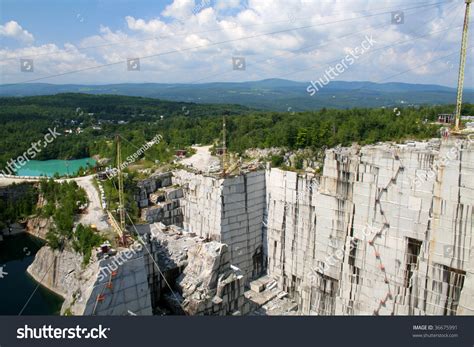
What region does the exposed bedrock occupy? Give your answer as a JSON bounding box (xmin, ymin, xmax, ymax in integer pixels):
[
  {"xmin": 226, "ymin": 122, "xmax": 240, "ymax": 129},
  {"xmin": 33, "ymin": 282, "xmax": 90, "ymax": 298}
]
[
  {"xmin": 27, "ymin": 245, "xmax": 100, "ymax": 315},
  {"xmin": 266, "ymin": 138, "xmax": 473, "ymax": 315}
]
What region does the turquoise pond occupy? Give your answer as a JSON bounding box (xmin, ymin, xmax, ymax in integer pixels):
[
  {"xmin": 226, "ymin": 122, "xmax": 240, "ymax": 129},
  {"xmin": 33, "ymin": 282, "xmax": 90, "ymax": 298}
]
[{"xmin": 16, "ymin": 158, "xmax": 96, "ymax": 177}]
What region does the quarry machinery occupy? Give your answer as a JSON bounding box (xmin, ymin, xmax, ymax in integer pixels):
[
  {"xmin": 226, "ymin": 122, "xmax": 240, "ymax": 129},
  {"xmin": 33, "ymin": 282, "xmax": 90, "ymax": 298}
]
[
  {"xmin": 221, "ymin": 115, "xmax": 227, "ymax": 177},
  {"xmin": 453, "ymin": 0, "xmax": 472, "ymax": 132},
  {"xmin": 107, "ymin": 135, "xmax": 128, "ymax": 246}
]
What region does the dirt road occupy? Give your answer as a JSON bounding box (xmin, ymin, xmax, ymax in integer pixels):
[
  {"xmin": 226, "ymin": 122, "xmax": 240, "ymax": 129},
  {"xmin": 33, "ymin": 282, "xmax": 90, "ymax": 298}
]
[
  {"xmin": 180, "ymin": 145, "xmax": 220, "ymax": 172},
  {"xmin": 0, "ymin": 175, "xmax": 109, "ymax": 231},
  {"xmin": 74, "ymin": 176, "xmax": 109, "ymax": 231}
]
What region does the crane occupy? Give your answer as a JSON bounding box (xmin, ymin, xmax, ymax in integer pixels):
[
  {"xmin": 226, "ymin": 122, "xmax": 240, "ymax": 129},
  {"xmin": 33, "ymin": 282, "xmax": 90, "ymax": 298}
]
[
  {"xmin": 107, "ymin": 135, "xmax": 128, "ymax": 246},
  {"xmin": 116, "ymin": 135, "xmax": 126, "ymax": 237},
  {"xmin": 454, "ymin": 0, "xmax": 472, "ymax": 132},
  {"xmin": 221, "ymin": 115, "xmax": 227, "ymax": 177}
]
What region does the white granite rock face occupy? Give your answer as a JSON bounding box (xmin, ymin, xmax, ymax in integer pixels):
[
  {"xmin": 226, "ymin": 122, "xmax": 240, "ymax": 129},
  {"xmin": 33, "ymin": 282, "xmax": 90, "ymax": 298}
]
[
  {"xmin": 141, "ymin": 199, "xmax": 183, "ymax": 225},
  {"xmin": 173, "ymin": 170, "xmax": 266, "ymax": 282},
  {"xmin": 173, "ymin": 170, "xmax": 223, "ymax": 240},
  {"xmin": 84, "ymin": 250, "xmax": 153, "ymax": 316},
  {"xmin": 266, "ymin": 138, "xmax": 474, "ymax": 315},
  {"xmin": 27, "ymin": 245, "xmax": 101, "ymax": 315}
]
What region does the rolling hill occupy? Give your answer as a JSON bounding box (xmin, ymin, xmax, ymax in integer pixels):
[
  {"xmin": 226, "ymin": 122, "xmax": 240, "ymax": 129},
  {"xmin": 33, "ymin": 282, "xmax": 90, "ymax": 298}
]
[{"xmin": 1, "ymin": 79, "xmax": 472, "ymax": 111}]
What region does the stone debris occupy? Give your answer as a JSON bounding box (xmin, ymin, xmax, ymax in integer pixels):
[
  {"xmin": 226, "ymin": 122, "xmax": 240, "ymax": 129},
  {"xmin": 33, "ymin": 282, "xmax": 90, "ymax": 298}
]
[
  {"xmin": 138, "ymin": 176, "xmax": 184, "ymax": 225},
  {"xmin": 178, "ymin": 242, "xmax": 245, "ymax": 315},
  {"xmin": 141, "ymin": 223, "xmax": 246, "ymax": 315},
  {"xmin": 135, "ymin": 172, "xmax": 173, "ymax": 208},
  {"xmin": 244, "ymin": 276, "xmax": 298, "ymax": 315},
  {"xmin": 173, "ymin": 169, "xmax": 266, "ymax": 282},
  {"xmin": 149, "ymin": 187, "xmax": 184, "ymax": 204}
]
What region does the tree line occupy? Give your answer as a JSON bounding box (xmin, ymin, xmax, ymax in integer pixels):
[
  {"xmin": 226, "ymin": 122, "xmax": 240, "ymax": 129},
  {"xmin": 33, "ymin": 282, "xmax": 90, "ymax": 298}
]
[{"xmin": 1, "ymin": 94, "xmax": 472, "ymax": 170}]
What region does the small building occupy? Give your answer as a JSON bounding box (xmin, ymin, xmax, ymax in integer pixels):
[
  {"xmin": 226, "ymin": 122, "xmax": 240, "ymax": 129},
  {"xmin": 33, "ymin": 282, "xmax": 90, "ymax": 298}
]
[{"xmin": 438, "ymin": 113, "xmax": 454, "ymax": 124}]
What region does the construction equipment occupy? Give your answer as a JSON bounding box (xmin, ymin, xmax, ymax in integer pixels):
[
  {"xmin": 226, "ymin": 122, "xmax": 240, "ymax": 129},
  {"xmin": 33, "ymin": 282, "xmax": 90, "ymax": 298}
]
[
  {"xmin": 116, "ymin": 135, "xmax": 126, "ymax": 236},
  {"xmin": 107, "ymin": 210, "xmax": 124, "ymax": 240},
  {"xmin": 453, "ymin": 0, "xmax": 472, "ymax": 132},
  {"xmin": 107, "ymin": 135, "xmax": 128, "ymax": 245},
  {"xmin": 221, "ymin": 115, "xmax": 227, "ymax": 176}
]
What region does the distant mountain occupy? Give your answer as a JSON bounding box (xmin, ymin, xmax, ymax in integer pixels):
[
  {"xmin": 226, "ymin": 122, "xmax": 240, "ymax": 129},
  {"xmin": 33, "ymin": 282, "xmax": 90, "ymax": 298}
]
[{"xmin": 1, "ymin": 79, "xmax": 472, "ymax": 111}]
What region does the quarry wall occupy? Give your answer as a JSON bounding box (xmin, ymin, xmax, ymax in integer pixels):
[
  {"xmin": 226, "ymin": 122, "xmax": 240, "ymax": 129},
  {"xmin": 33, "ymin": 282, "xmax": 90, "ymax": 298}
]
[
  {"xmin": 265, "ymin": 138, "xmax": 474, "ymax": 315},
  {"xmin": 131, "ymin": 138, "xmax": 473, "ymax": 315},
  {"xmin": 173, "ymin": 170, "xmax": 266, "ymax": 282}
]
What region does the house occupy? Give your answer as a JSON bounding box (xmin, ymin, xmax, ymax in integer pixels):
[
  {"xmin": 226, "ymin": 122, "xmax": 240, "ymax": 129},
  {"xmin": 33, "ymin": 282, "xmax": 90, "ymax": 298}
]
[{"xmin": 437, "ymin": 113, "xmax": 454, "ymax": 124}]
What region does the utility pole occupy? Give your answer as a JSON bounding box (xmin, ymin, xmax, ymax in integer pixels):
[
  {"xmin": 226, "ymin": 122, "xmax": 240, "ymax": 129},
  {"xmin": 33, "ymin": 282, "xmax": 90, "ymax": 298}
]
[{"xmin": 454, "ymin": 0, "xmax": 472, "ymax": 132}]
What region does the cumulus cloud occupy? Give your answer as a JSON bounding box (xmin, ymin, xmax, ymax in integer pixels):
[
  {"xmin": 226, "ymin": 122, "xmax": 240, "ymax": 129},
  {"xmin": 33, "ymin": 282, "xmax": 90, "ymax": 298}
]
[
  {"xmin": 0, "ymin": 0, "xmax": 470, "ymax": 86},
  {"xmin": 0, "ymin": 42, "xmax": 100, "ymax": 84},
  {"xmin": 214, "ymin": 0, "xmax": 242, "ymax": 11},
  {"xmin": 0, "ymin": 21, "xmax": 34, "ymax": 44},
  {"xmin": 162, "ymin": 0, "xmax": 196, "ymax": 20}
]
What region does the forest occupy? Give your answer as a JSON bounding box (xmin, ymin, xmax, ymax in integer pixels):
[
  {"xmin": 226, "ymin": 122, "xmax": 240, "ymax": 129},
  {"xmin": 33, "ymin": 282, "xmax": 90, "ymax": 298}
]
[
  {"xmin": 0, "ymin": 183, "xmax": 38, "ymax": 232},
  {"xmin": 38, "ymin": 179, "xmax": 101, "ymax": 264},
  {"xmin": 1, "ymin": 94, "xmax": 472, "ymax": 170}
]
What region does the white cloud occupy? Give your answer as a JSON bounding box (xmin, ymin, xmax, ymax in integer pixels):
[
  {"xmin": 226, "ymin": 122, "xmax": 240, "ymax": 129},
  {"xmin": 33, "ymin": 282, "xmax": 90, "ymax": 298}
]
[
  {"xmin": 215, "ymin": 0, "xmax": 242, "ymax": 11},
  {"xmin": 0, "ymin": 43, "xmax": 100, "ymax": 84},
  {"xmin": 0, "ymin": 21, "xmax": 34, "ymax": 44},
  {"xmin": 0, "ymin": 0, "xmax": 471, "ymax": 87},
  {"xmin": 162, "ymin": 0, "xmax": 196, "ymax": 20}
]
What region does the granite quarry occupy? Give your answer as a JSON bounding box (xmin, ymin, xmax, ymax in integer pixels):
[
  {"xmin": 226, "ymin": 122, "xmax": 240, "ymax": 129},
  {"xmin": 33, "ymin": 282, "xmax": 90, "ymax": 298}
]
[{"xmin": 23, "ymin": 137, "xmax": 474, "ymax": 316}]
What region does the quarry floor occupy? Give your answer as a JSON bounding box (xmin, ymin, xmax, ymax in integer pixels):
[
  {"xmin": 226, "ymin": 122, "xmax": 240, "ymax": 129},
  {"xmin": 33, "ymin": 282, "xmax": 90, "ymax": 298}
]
[{"xmin": 180, "ymin": 145, "xmax": 220, "ymax": 172}]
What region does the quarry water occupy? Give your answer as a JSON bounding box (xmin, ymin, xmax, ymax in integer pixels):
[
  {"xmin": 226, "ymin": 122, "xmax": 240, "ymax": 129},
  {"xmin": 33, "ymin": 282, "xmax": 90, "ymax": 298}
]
[
  {"xmin": 16, "ymin": 158, "xmax": 96, "ymax": 177},
  {"xmin": 0, "ymin": 233, "xmax": 63, "ymax": 315}
]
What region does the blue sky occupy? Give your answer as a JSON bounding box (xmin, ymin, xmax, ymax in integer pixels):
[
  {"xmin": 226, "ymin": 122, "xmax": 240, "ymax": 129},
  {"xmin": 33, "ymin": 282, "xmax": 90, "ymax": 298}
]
[
  {"xmin": 0, "ymin": 0, "xmax": 172, "ymax": 46},
  {"xmin": 0, "ymin": 0, "xmax": 472, "ymax": 87}
]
